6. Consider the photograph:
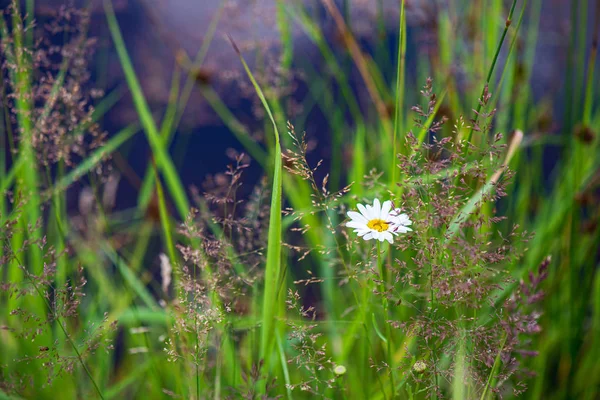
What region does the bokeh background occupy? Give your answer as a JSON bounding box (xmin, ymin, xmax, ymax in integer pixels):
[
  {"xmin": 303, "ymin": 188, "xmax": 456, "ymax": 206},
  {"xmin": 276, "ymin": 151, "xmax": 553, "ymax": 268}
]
[
  {"xmin": 24, "ymin": 0, "xmax": 585, "ymax": 208},
  {"xmin": 1, "ymin": 0, "xmax": 600, "ymax": 398}
]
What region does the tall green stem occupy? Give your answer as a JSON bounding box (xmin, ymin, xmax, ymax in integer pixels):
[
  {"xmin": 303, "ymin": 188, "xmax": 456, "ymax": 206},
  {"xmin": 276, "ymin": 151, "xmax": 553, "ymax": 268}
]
[
  {"xmin": 466, "ymin": 0, "xmax": 519, "ymax": 144},
  {"xmin": 391, "ymin": 0, "xmax": 406, "ymax": 194},
  {"xmin": 377, "ymin": 242, "xmax": 395, "ymax": 397}
]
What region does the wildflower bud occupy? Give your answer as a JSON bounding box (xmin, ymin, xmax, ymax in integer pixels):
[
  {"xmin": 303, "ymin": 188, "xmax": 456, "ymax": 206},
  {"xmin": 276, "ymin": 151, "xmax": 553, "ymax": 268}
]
[
  {"xmin": 413, "ymin": 360, "xmax": 427, "ymax": 374},
  {"xmin": 333, "ymin": 365, "xmax": 347, "ymax": 376}
]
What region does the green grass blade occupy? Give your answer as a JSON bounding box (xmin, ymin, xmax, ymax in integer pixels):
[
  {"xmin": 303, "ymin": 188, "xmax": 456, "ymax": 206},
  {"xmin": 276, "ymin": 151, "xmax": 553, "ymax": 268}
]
[
  {"xmin": 201, "ymin": 86, "xmax": 268, "ymax": 166},
  {"xmin": 452, "ymin": 332, "xmax": 467, "ymax": 399},
  {"xmin": 229, "ymin": 36, "xmax": 284, "ymax": 366},
  {"xmin": 480, "ymin": 333, "xmax": 507, "ymax": 400},
  {"xmin": 105, "ymin": 361, "xmax": 152, "ymax": 399},
  {"xmin": 466, "ymin": 0, "xmax": 520, "ymax": 144},
  {"xmin": 104, "ymin": 0, "xmax": 190, "ymax": 219},
  {"xmin": 138, "ymin": 2, "xmax": 224, "ymax": 210},
  {"xmin": 391, "ymin": 0, "xmax": 406, "ymax": 193},
  {"xmin": 445, "ymin": 130, "xmax": 522, "ymax": 243},
  {"xmin": 137, "ymin": 67, "xmax": 181, "ymax": 210},
  {"xmin": 50, "ymin": 123, "xmax": 139, "ymax": 195},
  {"xmin": 153, "ymin": 162, "xmax": 179, "ymax": 276},
  {"xmin": 276, "ymin": 330, "xmax": 294, "ymax": 400},
  {"xmin": 582, "ymin": 2, "xmax": 599, "ymax": 125},
  {"xmin": 100, "ymin": 242, "xmax": 159, "ymax": 310}
]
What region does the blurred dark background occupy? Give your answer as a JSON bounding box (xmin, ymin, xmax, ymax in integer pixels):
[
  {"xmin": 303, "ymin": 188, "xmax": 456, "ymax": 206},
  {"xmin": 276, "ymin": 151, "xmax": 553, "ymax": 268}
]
[{"xmin": 8, "ymin": 0, "xmax": 590, "ymax": 211}]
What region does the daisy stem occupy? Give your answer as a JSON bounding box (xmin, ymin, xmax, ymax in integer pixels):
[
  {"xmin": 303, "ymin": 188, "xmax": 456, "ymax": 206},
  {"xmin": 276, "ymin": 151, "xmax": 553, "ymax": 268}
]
[
  {"xmin": 377, "ymin": 242, "xmax": 385, "ymax": 300},
  {"xmin": 377, "ymin": 242, "xmax": 395, "ymax": 397}
]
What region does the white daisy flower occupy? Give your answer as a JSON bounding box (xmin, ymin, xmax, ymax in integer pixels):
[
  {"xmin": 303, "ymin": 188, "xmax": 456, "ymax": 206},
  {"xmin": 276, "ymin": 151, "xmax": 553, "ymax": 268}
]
[{"xmin": 346, "ymin": 199, "xmax": 412, "ymax": 244}]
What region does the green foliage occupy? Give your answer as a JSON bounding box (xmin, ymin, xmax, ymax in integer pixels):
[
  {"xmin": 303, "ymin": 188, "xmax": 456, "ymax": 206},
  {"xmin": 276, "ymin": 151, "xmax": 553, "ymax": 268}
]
[{"xmin": 1, "ymin": 0, "xmax": 599, "ymax": 399}]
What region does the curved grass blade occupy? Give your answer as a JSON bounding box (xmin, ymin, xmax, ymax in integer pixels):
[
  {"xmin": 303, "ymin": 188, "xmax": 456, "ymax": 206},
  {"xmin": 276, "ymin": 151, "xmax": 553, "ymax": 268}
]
[
  {"xmin": 100, "ymin": 242, "xmax": 159, "ymax": 310},
  {"xmin": 372, "ymin": 313, "xmax": 388, "ymax": 344},
  {"xmin": 137, "ymin": 68, "xmax": 181, "ymax": 210},
  {"xmin": 391, "ymin": 0, "xmax": 406, "ymax": 193},
  {"xmin": 276, "ymin": 331, "xmax": 294, "ymax": 400},
  {"xmin": 104, "ymin": 0, "xmax": 190, "ymax": 219},
  {"xmin": 229, "ymin": 35, "xmax": 284, "ymax": 366}
]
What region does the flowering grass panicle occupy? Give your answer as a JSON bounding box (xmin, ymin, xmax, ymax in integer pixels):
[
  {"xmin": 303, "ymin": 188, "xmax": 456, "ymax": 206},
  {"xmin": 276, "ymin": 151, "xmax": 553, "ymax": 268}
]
[
  {"xmin": 286, "ymin": 289, "xmax": 335, "ymax": 396},
  {"xmin": 1, "ymin": 240, "xmax": 116, "ymax": 391},
  {"xmin": 377, "ymin": 82, "xmax": 546, "ymax": 396},
  {"xmin": 1, "ymin": 5, "xmax": 107, "ymax": 176}
]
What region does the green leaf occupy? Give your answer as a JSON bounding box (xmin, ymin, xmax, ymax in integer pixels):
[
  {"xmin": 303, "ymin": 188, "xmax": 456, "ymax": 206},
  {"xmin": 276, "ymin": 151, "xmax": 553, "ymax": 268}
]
[{"xmin": 372, "ymin": 313, "xmax": 388, "ymax": 344}]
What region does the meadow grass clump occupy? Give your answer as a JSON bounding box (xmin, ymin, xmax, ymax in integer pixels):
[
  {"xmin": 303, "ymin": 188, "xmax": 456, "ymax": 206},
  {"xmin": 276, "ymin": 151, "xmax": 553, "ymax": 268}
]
[
  {"xmin": 273, "ymin": 77, "xmax": 546, "ymax": 398},
  {"xmin": 1, "ymin": 0, "xmax": 599, "ymax": 399},
  {"xmin": 1, "ymin": 3, "xmax": 114, "ymax": 398},
  {"xmin": 1, "ymin": 4, "xmax": 107, "ymax": 172}
]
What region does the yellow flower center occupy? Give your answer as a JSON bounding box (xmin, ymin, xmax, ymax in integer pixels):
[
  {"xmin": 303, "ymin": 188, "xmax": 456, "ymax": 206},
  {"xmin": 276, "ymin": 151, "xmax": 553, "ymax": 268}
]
[{"xmin": 367, "ymin": 219, "xmax": 389, "ymax": 232}]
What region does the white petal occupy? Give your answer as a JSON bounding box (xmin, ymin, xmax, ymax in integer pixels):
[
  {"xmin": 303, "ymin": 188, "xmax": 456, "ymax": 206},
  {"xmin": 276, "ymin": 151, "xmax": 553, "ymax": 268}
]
[
  {"xmin": 380, "ymin": 200, "xmax": 392, "ymax": 219},
  {"xmin": 372, "ymin": 199, "xmax": 381, "ymax": 218},
  {"xmin": 363, "ymin": 232, "xmax": 374, "ymax": 240},
  {"xmin": 390, "ymin": 214, "xmax": 412, "ymax": 228},
  {"xmin": 347, "ymin": 211, "xmax": 368, "ymax": 224},
  {"xmin": 364, "ymin": 204, "xmax": 374, "ymax": 220},
  {"xmin": 391, "ymin": 207, "xmax": 403, "ymax": 217},
  {"xmin": 395, "ymin": 226, "xmax": 412, "ymax": 233},
  {"xmin": 357, "ymin": 203, "xmax": 369, "ymax": 219},
  {"xmin": 347, "ymin": 221, "xmax": 367, "ymax": 229},
  {"xmin": 397, "ymin": 214, "xmax": 412, "ymax": 225},
  {"xmin": 382, "ymin": 231, "xmax": 394, "ymax": 243},
  {"xmin": 356, "ymin": 229, "xmax": 370, "ymax": 236},
  {"xmin": 388, "ymin": 217, "xmax": 400, "ymax": 226}
]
